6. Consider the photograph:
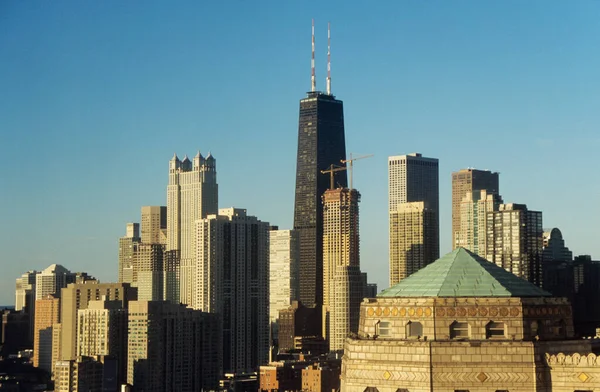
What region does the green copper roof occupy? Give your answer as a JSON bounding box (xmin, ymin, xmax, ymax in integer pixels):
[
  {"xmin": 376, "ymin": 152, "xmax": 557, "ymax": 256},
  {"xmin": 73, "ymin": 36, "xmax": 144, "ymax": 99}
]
[{"xmin": 379, "ymin": 248, "xmax": 551, "ymax": 298}]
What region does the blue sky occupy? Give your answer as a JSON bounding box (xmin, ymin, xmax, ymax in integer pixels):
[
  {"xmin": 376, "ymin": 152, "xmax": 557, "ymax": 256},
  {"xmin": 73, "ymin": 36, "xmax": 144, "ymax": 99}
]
[{"xmin": 1, "ymin": 1, "xmax": 599, "ymax": 305}]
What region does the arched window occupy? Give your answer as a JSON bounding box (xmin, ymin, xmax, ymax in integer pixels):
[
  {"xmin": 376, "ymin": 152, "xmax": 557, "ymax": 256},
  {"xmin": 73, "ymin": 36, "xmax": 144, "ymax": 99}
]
[
  {"xmin": 450, "ymin": 321, "xmax": 470, "ymax": 339},
  {"xmin": 486, "ymin": 321, "xmax": 505, "ymax": 339},
  {"xmin": 364, "ymin": 387, "xmax": 379, "ymax": 392},
  {"xmin": 405, "ymin": 321, "xmax": 423, "ymax": 338}
]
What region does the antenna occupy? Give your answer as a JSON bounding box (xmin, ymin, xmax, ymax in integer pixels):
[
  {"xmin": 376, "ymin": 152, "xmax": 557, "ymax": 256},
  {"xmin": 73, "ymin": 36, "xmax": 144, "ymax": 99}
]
[
  {"xmin": 326, "ymin": 22, "xmax": 331, "ymax": 95},
  {"xmin": 311, "ymin": 19, "xmax": 316, "ymax": 92}
]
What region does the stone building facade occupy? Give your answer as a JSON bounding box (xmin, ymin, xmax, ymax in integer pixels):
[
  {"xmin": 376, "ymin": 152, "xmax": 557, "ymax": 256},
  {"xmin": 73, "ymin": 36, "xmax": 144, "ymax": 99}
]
[{"xmin": 341, "ymin": 248, "xmax": 600, "ymax": 392}]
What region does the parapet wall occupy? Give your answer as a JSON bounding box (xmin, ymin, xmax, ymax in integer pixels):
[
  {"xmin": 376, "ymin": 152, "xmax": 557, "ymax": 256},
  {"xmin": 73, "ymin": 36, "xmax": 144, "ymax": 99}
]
[{"xmin": 546, "ymin": 352, "xmax": 600, "ymax": 391}]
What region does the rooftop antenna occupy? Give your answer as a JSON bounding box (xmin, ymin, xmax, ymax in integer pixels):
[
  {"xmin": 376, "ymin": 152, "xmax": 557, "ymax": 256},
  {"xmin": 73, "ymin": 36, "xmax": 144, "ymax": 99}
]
[
  {"xmin": 326, "ymin": 22, "xmax": 331, "ymax": 95},
  {"xmin": 311, "ymin": 19, "xmax": 316, "ymax": 92}
]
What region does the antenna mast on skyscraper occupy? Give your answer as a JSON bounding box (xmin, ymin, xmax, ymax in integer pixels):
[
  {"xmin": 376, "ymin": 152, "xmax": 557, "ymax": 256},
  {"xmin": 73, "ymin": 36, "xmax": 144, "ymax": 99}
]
[
  {"xmin": 311, "ymin": 19, "xmax": 316, "ymax": 92},
  {"xmin": 326, "ymin": 22, "xmax": 331, "ymax": 95}
]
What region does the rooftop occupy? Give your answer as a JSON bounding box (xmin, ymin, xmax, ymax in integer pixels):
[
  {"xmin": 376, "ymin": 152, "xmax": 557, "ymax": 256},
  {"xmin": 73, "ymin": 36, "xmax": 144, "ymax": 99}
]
[{"xmin": 379, "ymin": 248, "xmax": 551, "ymax": 298}]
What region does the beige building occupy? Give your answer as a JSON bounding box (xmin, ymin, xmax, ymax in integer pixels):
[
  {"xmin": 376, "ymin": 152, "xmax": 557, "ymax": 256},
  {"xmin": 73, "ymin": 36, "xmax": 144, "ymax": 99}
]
[
  {"xmin": 127, "ymin": 300, "xmax": 220, "ymax": 391},
  {"xmin": 15, "ymin": 270, "xmax": 38, "ymax": 312},
  {"xmin": 35, "ymin": 264, "xmax": 72, "ymax": 300},
  {"xmin": 456, "ymin": 189, "xmax": 502, "ymax": 255},
  {"xmin": 167, "ymin": 152, "xmax": 218, "ymax": 306},
  {"xmin": 54, "ymin": 355, "xmax": 104, "ymax": 392},
  {"xmin": 77, "ymin": 299, "xmax": 127, "ymax": 384},
  {"xmin": 341, "ymin": 247, "xmax": 600, "ymax": 392},
  {"xmin": 269, "ymin": 229, "xmax": 299, "ymax": 323},
  {"xmin": 118, "ymin": 223, "xmax": 140, "ymax": 284},
  {"xmin": 33, "ymin": 295, "xmax": 60, "ymax": 372},
  {"xmin": 322, "ymin": 188, "xmax": 361, "ymax": 307},
  {"xmin": 196, "ymin": 208, "xmax": 270, "ymax": 374},
  {"xmin": 486, "ymin": 203, "xmax": 543, "ymax": 286},
  {"xmin": 59, "ymin": 281, "xmax": 136, "ymax": 362},
  {"xmin": 330, "ymin": 265, "xmax": 363, "ymax": 352},
  {"xmin": 132, "ymin": 243, "xmax": 165, "ymax": 301},
  {"xmin": 140, "ymin": 206, "xmax": 167, "ymax": 244},
  {"xmin": 451, "ymin": 168, "xmax": 499, "ymax": 249},
  {"xmin": 389, "ymin": 201, "xmax": 437, "ymax": 285}
]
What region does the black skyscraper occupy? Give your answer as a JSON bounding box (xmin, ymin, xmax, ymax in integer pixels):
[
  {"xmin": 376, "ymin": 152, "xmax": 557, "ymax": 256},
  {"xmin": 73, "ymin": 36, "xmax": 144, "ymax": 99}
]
[{"xmin": 293, "ymin": 91, "xmax": 347, "ymax": 307}]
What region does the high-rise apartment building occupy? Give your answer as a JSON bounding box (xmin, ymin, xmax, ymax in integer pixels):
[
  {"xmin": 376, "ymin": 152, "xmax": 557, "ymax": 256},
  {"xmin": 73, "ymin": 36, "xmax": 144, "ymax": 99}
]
[
  {"xmin": 54, "ymin": 355, "xmax": 105, "ymax": 392},
  {"xmin": 293, "ymin": 88, "xmax": 347, "ymax": 309},
  {"xmin": 60, "ymin": 281, "xmax": 137, "ymax": 362},
  {"xmin": 388, "ymin": 153, "xmax": 439, "ymax": 286},
  {"xmin": 451, "ymin": 168, "xmax": 499, "ymax": 249},
  {"xmin": 77, "ymin": 299, "xmax": 128, "ymax": 385},
  {"xmin": 269, "ymin": 229, "xmax": 299, "ymax": 324},
  {"xmin": 141, "ymin": 206, "xmax": 167, "ymax": 244},
  {"xmin": 322, "ymin": 188, "xmax": 360, "ymax": 308},
  {"xmin": 33, "ymin": 295, "xmax": 60, "ymax": 372},
  {"xmin": 167, "ymin": 152, "xmax": 218, "ymax": 306},
  {"xmin": 389, "ymin": 202, "xmax": 438, "ymax": 286},
  {"xmin": 118, "ymin": 223, "xmax": 140, "ymax": 284},
  {"xmin": 127, "ymin": 301, "xmax": 220, "ymax": 392},
  {"xmin": 456, "ymin": 189, "xmax": 503, "ymax": 255},
  {"xmin": 486, "ymin": 203, "xmax": 543, "ymax": 286},
  {"xmin": 132, "ymin": 243, "xmax": 165, "ymax": 301},
  {"xmin": 329, "ymin": 265, "xmax": 363, "ymax": 352},
  {"xmin": 196, "ymin": 208, "xmax": 269, "ymax": 374}
]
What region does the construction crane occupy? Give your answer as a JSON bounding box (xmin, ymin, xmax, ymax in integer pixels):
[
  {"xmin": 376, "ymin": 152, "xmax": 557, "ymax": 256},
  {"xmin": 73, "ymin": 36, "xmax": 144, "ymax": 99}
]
[
  {"xmin": 321, "ymin": 164, "xmax": 348, "ymax": 190},
  {"xmin": 341, "ymin": 153, "xmax": 373, "ymax": 190}
]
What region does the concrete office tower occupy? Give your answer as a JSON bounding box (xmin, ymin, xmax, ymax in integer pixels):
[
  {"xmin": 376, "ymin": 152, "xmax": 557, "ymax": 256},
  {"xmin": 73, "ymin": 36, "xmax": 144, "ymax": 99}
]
[
  {"xmin": 141, "ymin": 206, "xmax": 167, "ymax": 244},
  {"xmin": 77, "ymin": 299, "xmax": 127, "ymax": 385},
  {"xmin": 35, "ymin": 264, "xmax": 73, "ymax": 300},
  {"xmin": 118, "ymin": 223, "xmax": 140, "ymax": 284},
  {"xmin": 196, "ymin": 208, "xmax": 269, "ymax": 374},
  {"xmin": 293, "ymin": 44, "xmax": 348, "ymax": 309},
  {"xmin": 389, "ymin": 202, "xmax": 438, "ymax": 285},
  {"xmin": 269, "ymin": 229, "xmax": 299, "ymax": 326},
  {"xmin": 456, "ymin": 190, "xmax": 503, "ymax": 255},
  {"xmin": 33, "ymin": 295, "xmax": 60, "ymax": 372},
  {"xmin": 329, "ymin": 265, "xmax": 363, "ymax": 352},
  {"xmin": 167, "ymin": 152, "xmax": 218, "ymax": 307},
  {"xmin": 322, "ymin": 188, "xmax": 360, "ymax": 308},
  {"xmin": 60, "ymin": 281, "xmax": 137, "ymax": 362},
  {"xmin": 452, "ymin": 168, "xmax": 499, "ymax": 249},
  {"xmin": 127, "ymin": 301, "xmax": 220, "ymax": 392},
  {"xmin": 388, "ymin": 154, "xmax": 439, "ymax": 286},
  {"xmin": 16, "ymin": 271, "xmax": 38, "ymax": 311},
  {"xmin": 542, "ymin": 228, "xmax": 573, "ymax": 263},
  {"xmin": 132, "ymin": 243, "xmax": 165, "ymax": 301},
  {"xmin": 486, "ymin": 203, "xmax": 543, "ymax": 286}
]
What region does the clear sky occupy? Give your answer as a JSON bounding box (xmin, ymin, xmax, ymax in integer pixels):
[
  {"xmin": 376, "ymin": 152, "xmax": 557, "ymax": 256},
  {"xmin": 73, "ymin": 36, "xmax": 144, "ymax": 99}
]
[{"xmin": 1, "ymin": 1, "xmax": 599, "ymax": 305}]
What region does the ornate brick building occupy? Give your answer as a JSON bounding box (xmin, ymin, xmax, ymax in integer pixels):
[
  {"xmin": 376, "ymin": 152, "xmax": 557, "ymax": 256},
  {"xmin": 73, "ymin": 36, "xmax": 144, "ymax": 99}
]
[{"xmin": 341, "ymin": 248, "xmax": 600, "ymax": 392}]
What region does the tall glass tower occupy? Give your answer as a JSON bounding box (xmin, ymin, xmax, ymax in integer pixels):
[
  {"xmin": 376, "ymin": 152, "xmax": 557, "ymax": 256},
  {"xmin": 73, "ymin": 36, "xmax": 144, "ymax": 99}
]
[{"xmin": 293, "ymin": 91, "xmax": 347, "ymax": 307}]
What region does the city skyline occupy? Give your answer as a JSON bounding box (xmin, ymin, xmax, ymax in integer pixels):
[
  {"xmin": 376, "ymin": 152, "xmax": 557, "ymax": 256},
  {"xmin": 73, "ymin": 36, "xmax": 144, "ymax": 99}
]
[{"xmin": 2, "ymin": 1, "xmax": 600, "ymax": 305}]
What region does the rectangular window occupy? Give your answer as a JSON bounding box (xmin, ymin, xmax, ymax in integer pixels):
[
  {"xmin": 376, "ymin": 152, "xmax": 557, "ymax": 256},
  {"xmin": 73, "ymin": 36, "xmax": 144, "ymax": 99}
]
[{"xmin": 378, "ymin": 321, "xmax": 391, "ymax": 336}]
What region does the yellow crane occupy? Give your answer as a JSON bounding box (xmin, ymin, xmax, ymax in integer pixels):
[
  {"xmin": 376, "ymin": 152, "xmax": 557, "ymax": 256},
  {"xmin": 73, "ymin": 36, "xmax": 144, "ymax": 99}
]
[
  {"xmin": 321, "ymin": 164, "xmax": 348, "ymax": 190},
  {"xmin": 341, "ymin": 153, "xmax": 373, "ymax": 190}
]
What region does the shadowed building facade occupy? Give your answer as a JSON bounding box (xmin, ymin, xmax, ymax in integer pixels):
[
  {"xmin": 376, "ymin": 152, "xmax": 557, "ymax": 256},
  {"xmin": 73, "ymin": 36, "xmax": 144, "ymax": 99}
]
[{"xmin": 293, "ymin": 91, "xmax": 347, "ymax": 308}]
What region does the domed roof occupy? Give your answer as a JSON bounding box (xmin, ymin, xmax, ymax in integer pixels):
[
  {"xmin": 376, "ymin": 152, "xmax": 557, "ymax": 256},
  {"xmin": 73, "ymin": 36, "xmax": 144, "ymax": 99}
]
[{"xmin": 379, "ymin": 248, "xmax": 551, "ymax": 298}]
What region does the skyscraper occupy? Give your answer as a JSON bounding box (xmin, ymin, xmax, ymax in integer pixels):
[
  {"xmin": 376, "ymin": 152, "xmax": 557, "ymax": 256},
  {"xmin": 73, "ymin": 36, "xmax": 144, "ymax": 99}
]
[
  {"xmin": 59, "ymin": 281, "xmax": 137, "ymax": 362},
  {"xmin": 451, "ymin": 168, "xmax": 499, "ymax": 249},
  {"xmin": 141, "ymin": 206, "xmax": 167, "ymax": 244},
  {"xmin": 195, "ymin": 208, "xmax": 270, "ymax": 374},
  {"xmin": 15, "ymin": 271, "xmax": 38, "ymax": 312},
  {"xmin": 132, "ymin": 243, "xmax": 165, "ymax": 301},
  {"xmin": 77, "ymin": 299, "xmax": 128, "ymax": 385},
  {"xmin": 486, "ymin": 203, "xmax": 543, "ymax": 286},
  {"xmin": 456, "ymin": 189, "xmax": 503, "ymax": 255},
  {"xmin": 167, "ymin": 152, "xmax": 218, "ymax": 306},
  {"xmin": 388, "ymin": 153, "xmax": 439, "ymax": 286},
  {"xmin": 293, "ymin": 22, "xmax": 347, "ymax": 308},
  {"xmin": 35, "ymin": 264, "xmax": 72, "ymax": 300},
  {"xmin": 322, "ymin": 187, "xmax": 362, "ymax": 350},
  {"xmin": 269, "ymin": 229, "xmax": 299, "ymax": 323},
  {"xmin": 127, "ymin": 301, "xmax": 220, "ymax": 391},
  {"xmin": 118, "ymin": 223, "xmax": 140, "ymax": 284},
  {"xmin": 33, "ymin": 295, "xmax": 60, "ymax": 372}
]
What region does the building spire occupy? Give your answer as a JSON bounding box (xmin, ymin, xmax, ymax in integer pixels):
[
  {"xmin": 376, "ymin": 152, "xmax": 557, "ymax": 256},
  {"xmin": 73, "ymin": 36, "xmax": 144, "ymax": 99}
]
[
  {"xmin": 311, "ymin": 19, "xmax": 316, "ymax": 92},
  {"xmin": 326, "ymin": 22, "xmax": 331, "ymax": 95}
]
